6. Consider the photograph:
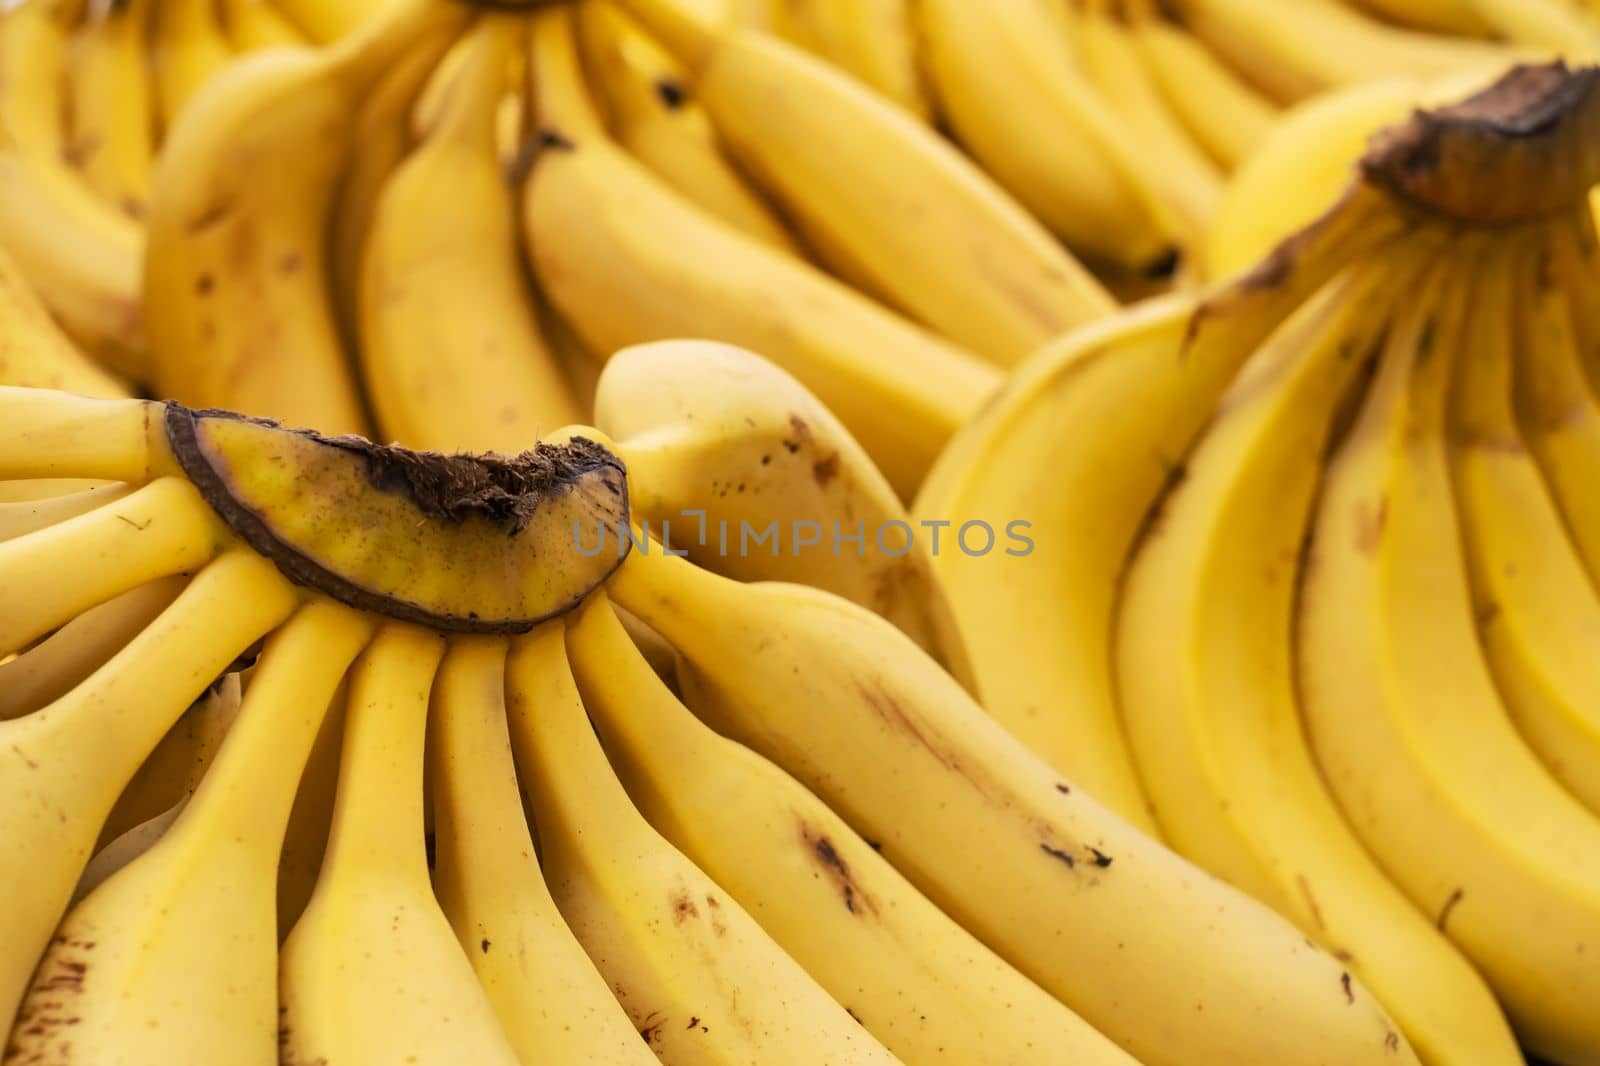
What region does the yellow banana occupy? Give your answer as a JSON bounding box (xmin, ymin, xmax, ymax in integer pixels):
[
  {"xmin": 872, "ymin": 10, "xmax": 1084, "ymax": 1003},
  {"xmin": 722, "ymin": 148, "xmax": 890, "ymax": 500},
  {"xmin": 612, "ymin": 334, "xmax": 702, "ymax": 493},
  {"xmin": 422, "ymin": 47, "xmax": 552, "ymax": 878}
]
[
  {"xmin": 64, "ymin": 0, "xmax": 156, "ymax": 221},
  {"xmin": 7, "ymin": 603, "xmax": 372, "ymax": 1065},
  {"xmin": 430, "ymin": 636, "xmax": 658, "ymax": 1065},
  {"xmin": 151, "ymin": 0, "xmax": 237, "ymax": 133},
  {"xmin": 1126, "ymin": 5, "xmax": 1278, "ymax": 170},
  {"xmin": 360, "ymin": 13, "xmax": 581, "ymax": 453},
  {"xmin": 917, "ymin": 0, "xmax": 1173, "ymax": 271},
  {"xmin": 219, "ymin": 0, "xmax": 307, "ymax": 50},
  {"xmin": 1297, "ymin": 246, "xmax": 1600, "ymax": 1063},
  {"xmin": 577, "ymin": 1, "xmax": 803, "ymax": 255},
  {"xmin": 567, "ymin": 592, "xmax": 1136, "ymax": 1066},
  {"xmin": 505, "ymin": 619, "xmax": 902, "ymax": 1065},
  {"xmin": 1113, "ymin": 245, "xmax": 1523, "ymax": 1065},
  {"xmin": 763, "ymin": 0, "xmax": 930, "ymax": 119},
  {"xmin": 608, "ymin": 545, "xmax": 1415, "ymax": 1066},
  {"xmin": 524, "ymin": 7, "xmax": 999, "ymax": 499},
  {"xmin": 594, "ymin": 339, "xmax": 975, "ymax": 686},
  {"xmin": 913, "ymin": 194, "xmax": 1399, "ymax": 826},
  {"xmin": 0, "ymin": 481, "xmax": 132, "ymax": 546},
  {"xmin": 145, "ymin": 0, "xmax": 473, "ymax": 433},
  {"xmin": 0, "ymin": 244, "xmax": 129, "ymax": 397},
  {"xmin": 1450, "ymin": 228, "xmax": 1600, "ymax": 816},
  {"xmin": 279, "ymin": 625, "xmax": 521, "ymax": 1066},
  {"xmin": 0, "ymin": 550, "xmax": 296, "ymax": 1035},
  {"xmin": 609, "ymin": 0, "xmax": 1116, "ymax": 366}
]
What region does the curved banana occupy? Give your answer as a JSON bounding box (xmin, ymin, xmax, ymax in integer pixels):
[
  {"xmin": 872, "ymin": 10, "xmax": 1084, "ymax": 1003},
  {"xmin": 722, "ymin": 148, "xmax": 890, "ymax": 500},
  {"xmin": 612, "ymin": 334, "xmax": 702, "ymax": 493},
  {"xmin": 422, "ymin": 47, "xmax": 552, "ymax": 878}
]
[
  {"xmin": 763, "ymin": 0, "xmax": 930, "ymax": 119},
  {"xmin": 524, "ymin": 7, "xmax": 999, "ymax": 499},
  {"xmin": 151, "ymin": 0, "xmax": 237, "ymax": 133},
  {"xmin": 65, "ymin": 0, "xmax": 156, "ymax": 221},
  {"xmin": 1297, "ymin": 245, "xmax": 1600, "ymax": 1063},
  {"xmin": 917, "ymin": 0, "xmax": 1172, "ymax": 271},
  {"xmin": 611, "ymin": 0, "xmax": 1116, "ymax": 366},
  {"xmin": 0, "ymin": 550, "xmax": 297, "ymax": 1036},
  {"xmin": 1126, "ymin": 4, "xmax": 1278, "ymax": 171},
  {"xmin": 1112, "ymin": 245, "xmax": 1524, "ymax": 1065},
  {"xmin": 595, "ymin": 339, "xmax": 975, "ymax": 686},
  {"xmin": 577, "ymin": 1, "xmax": 802, "ymax": 255},
  {"xmin": 0, "ymin": 0, "xmax": 146, "ymax": 377},
  {"xmin": 608, "ymin": 545, "xmax": 1415, "ymax": 1066},
  {"xmin": 219, "ymin": 0, "xmax": 307, "ymax": 51},
  {"xmin": 430, "ymin": 636, "xmax": 658, "ymax": 1065},
  {"xmin": 913, "ymin": 195, "xmax": 1399, "ymax": 826},
  {"xmin": 145, "ymin": 0, "xmax": 472, "ymax": 433},
  {"xmin": 279, "ymin": 625, "xmax": 521, "ymax": 1066},
  {"xmin": 360, "ymin": 13, "xmax": 580, "ymax": 453},
  {"xmin": 567, "ymin": 592, "xmax": 1136, "ymax": 1065},
  {"xmin": 505, "ymin": 620, "xmax": 902, "ymax": 1065},
  {"xmin": 1449, "ymin": 231, "xmax": 1600, "ymax": 816},
  {"xmin": 7, "ymin": 603, "xmax": 371, "ymax": 1065},
  {"xmin": 0, "ymin": 244, "xmax": 129, "ymax": 397}
]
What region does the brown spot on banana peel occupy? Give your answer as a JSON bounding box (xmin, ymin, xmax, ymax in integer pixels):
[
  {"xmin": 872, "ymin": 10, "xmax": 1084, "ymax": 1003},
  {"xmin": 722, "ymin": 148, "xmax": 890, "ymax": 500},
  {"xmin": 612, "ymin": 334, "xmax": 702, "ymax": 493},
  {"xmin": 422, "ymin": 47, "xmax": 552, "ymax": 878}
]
[
  {"xmin": 1362, "ymin": 62, "xmax": 1600, "ymax": 224},
  {"xmin": 7, "ymin": 934, "xmax": 95, "ymax": 1060},
  {"xmin": 165, "ymin": 403, "xmax": 629, "ymax": 633},
  {"xmin": 1435, "ymin": 887, "xmax": 1465, "ymax": 931},
  {"xmin": 1353, "ymin": 496, "xmax": 1388, "ymax": 556},
  {"xmin": 1340, "ymin": 971, "xmax": 1354, "ymax": 1005},
  {"xmin": 799, "ymin": 821, "xmax": 878, "ymax": 917}
]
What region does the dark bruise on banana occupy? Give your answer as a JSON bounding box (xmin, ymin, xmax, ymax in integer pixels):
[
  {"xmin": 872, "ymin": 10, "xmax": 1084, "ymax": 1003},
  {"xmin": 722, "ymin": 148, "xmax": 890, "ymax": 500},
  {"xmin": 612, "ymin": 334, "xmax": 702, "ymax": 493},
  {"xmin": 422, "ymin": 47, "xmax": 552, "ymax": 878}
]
[{"xmin": 162, "ymin": 403, "xmax": 629, "ymax": 632}]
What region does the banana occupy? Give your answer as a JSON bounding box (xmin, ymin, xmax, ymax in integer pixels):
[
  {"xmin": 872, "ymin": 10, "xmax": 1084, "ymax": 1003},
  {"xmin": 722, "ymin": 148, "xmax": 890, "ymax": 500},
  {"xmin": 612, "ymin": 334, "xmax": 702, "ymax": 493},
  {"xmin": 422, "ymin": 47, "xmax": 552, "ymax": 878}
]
[
  {"xmin": 594, "ymin": 339, "xmax": 975, "ymax": 686},
  {"xmin": 0, "ymin": 482, "xmax": 131, "ymax": 546},
  {"xmin": 0, "ymin": 244, "xmax": 129, "ymax": 397},
  {"xmin": 6, "ymin": 602, "xmax": 372, "ymax": 1066},
  {"xmin": 577, "ymin": 2, "xmax": 803, "ymax": 255},
  {"xmin": 607, "ymin": 544, "xmax": 1415, "ymax": 1066},
  {"xmin": 1069, "ymin": 0, "xmax": 1224, "ymax": 252},
  {"xmin": 151, "ymin": 0, "xmax": 237, "ymax": 133},
  {"xmin": 917, "ymin": 0, "xmax": 1174, "ymax": 271},
  {"xmin": 219, "ymin": 0, "xmax": 307, "ymax": 50},
  {"xmin": 504, "ymin": 619, "xmax": 902, "ymax": 1066},
  {"xmin": 64, "ymin": 0, "xmax": 156, "ymax": 221},
  {"xmin": 359, "ymin": 13, "xmax": 581, "ymax": 453},
  {"xmin": 1297, "ymin": 245, "xmax": 1600, "ymax": 1063},
  {"xmin": 913, "ymin": 193, "xmax": 1399, "ymax": 827},
  {"xmin": 762, "ymin": 0, "xmax": 930, "ymax": 119},
  {"xmin": 0, "ymin": 0, "xmax": 146, "ymax": 378},
  {"xmin": 1171, "ymin": 0, "xmax": 1519, "ymax": 104},
  {"xmin": 1112, "ymin": 244, "xmax": 1524, "ymax": 1065},
  {"xmin": 279, "ymin": 624, "xmax": 521, "ymax": 1066},
  {"xmin": 609, "ymin": 0, "xmax": 1116, "ymax": 366},
  {"xmin": 524, "ymin": 7, "xmax": 1000, "ymax": 499},
  {"xmin": 0, "ymin": 549, "xmax": 296, "ymax": 1035},
  {"xmin": 1450, "ymin": 228, "xmax": 1600, "ymax": 816},
  {"xmin": 144, "ymin": 0, "xmax": 473, "ymax": 434},
  {"xmin": 272, "ymin": 0, "xmax": 391, "ymax": 42},
  {"xmin": 1125, "ymin": 2, "xmax": 1277, "ymax": 171},
  {"xmin": 430, "ymin": 636, "xmax": 658, "ymax": 1065},
  {"xmin": 567, "ymin": 592, "xmax": 1137, "ymax": 1065}
]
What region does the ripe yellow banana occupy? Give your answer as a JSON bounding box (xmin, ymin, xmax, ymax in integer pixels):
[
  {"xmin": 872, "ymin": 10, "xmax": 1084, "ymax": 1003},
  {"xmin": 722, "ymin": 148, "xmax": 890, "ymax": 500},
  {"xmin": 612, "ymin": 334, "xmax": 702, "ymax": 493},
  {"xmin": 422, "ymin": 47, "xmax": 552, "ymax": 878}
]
[
  {"xmin": 360, "ymin": 13, "xmax": 581, "ymax": 453},
  {"xmin": 567, "ymin": 592, "xmax": 1137, "ymax": 1065},
  {"xmin": 611, "ymin": 0, "xmax": 1116, "ymax": 366},
  {"xmin": 64, "ymin": 0, "xmax": 155, "ymax": 221},
  {"xmin": 0, "ymin": 0, "xmax": 146, "ymax": 378},
  {"xmin": 0, "ymin": 549, "xmax": 296, "ymax": 1036},
  {"xmin": 430, "ymin": 636, "xmax": 658, "ymax": 1065},
  {"xmin": 1450, "ymin": 229, "xmax": 1600, "ymax": 816},
  {"xmin": 577, "ymin": 1, "xmax": 803, "ymax": 255},
  {"xmin": 1297, "ymin": 248, "xmax": 1600, "ymax": 1063},
  {"xmin": 151, "ymin": 0, "xmax": 237, "ymax": 133},
  {"xmin": 7, "ymin": 602, "xmax": 372, "ymax": 1065},
  {"xmin": 913, "ymin": 194, "xmax": 1399, "ymax": 826},
  {"xmin": 608, "ymin": 545, "xmax": 1417, "ymax": 1066},
  {"xmin": 595, "ymin": 339, "xmax": 975, "ymax": 686},
  {"xmin": 145, "ymin": 0, "xmax": 473, "ymax": 433},
  {"xmin": 505, "ymin": 619, "xmax": 902, "ymax": 1065},
  {"xmin": 0, "ymin": 244, "xmax": 128, "ymax": 397},
  {"xmin": 279, "ymin": 625, "xmax": 521, "ymax": 1065},
  {"xmin": 1126, "ymin": 4, "xmax": 1278, "ymax": 170},
  {"xmin": 272, "ymin": 0, "xmax": 391, "ymax": 42},
  {"xmin": 1113, "ymin": 245, "xmax": 1524, "ymax": 1065},
  {"xmin": 524, "ymin": 7, "xmax": 999, "ymax": 499},
  {"xmin": 917, "ymin": 0, "xmax": 1173, "ymax": 271},
  {"xmin": 219, "ymin": 0, "xmax": 307, "ymax": 50},
  {"xmin": 762, "ymin": 0, "xmax": 930, "ymax": 119},
  {"xmin": 0, "ymin": 481, "xmax": 132, "ymax": 546}
]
